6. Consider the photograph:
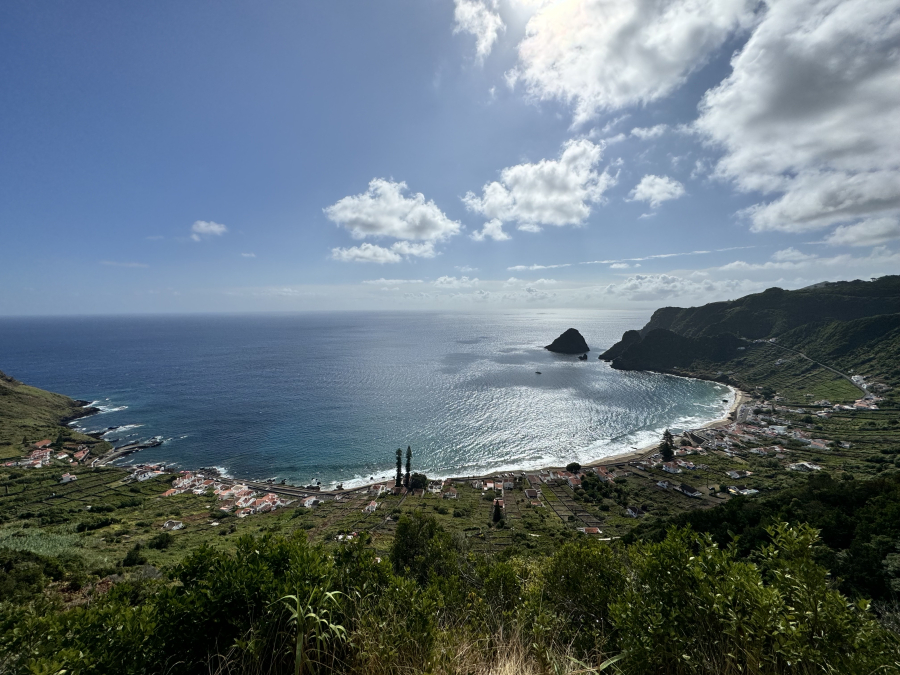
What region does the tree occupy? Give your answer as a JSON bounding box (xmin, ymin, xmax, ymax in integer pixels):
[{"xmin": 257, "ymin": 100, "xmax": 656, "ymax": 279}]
[
  {"xmin": 566, "ymin": 462, "xmax": 581, "ymax": 474},
  {"xmin": 404, "ymin": 446, "xmax": 412, "ymax": 489},
  {"xmin": 395, "ymin": 448, "xmax": 402, "ymax": 487},
  {"xmin": 390, "ymin": 510, "xmax": 456, "ymax": 585},
  {"xmin": 409, "ymin": 472, "xmax": 428, "ymax": 490},
  {"xmin": 660, "ymin": 429, "xmax": 674, "ymax": 462},
  {"xmin": 492, "ymin": 500, "xmax": 503, "ymax": 523}
]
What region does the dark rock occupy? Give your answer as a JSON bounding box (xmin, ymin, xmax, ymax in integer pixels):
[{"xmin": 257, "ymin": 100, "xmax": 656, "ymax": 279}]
[
  {"xmin": 545, "ymin": 328, "xmax": 589, "ymax": 354},
  {"xmin": 598, "ymin": 329, "xmax": 642, "ymax": 361}
]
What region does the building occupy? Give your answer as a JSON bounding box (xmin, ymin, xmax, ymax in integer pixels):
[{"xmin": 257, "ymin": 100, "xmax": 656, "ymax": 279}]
[
  {"xmin": 676, "ymin": 484, "xmax": 702, "ymax": 498},
  {"xmin": 363, "ymin": 501, "xmax": 379, "ymax": 513},
  {"xmin": 726, "ymin": 470, "xmax": 752, "ymax": 479},
  {"xmin": 577, "ymin": 527, "xmax": 601, "ymax": 534},
  {"xmin": 163, "ymin": 520, "xmax": 184, "ymax": 531},
  {"xmin": 524, "ymin": 488, "xmax": 538, "ymax": 499},
  {"xmin": 625, "ymin": 506, "xmax": 646, "ymax": 518},
  {"xmin": 443, "ymin": 487, "xmax": 458, "ymax": 499},
  {"xmin": 59, "ymin": 473, "xmax": 77, "ymax": 484},
  {"xmin": 662, "ymin": 462, "xmax": 682, "ymax": 474},
  {"xmin": 567, "ymin": 476, "xmax": 582, "ymax": 488},
  {"xmin": 788, "ymin": 462, "xmax": 823, "ymax": 472},
  {"xmin": 303, "ymin": 496, "xmax": 320, "ymax": 508}
]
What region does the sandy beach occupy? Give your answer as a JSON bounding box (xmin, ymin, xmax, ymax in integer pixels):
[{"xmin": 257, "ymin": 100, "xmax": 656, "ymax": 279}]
[{"xmin": 578, "ymin": 385, "xmax": 752, "ymax": 470}]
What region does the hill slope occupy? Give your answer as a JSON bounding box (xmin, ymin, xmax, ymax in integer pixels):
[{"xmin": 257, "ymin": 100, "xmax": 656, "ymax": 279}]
[
  {"xmin": 599, "ymin": 276, "xmax": 900, "ymax": 402},
  {"xmin": 0, "ymin": 370, "xmax": 102, "ymax": 459}
]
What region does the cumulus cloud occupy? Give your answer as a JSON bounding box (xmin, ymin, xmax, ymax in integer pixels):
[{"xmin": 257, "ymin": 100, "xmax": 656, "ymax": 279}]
[
  {"xmin": 453, "ymin": 0, "xmax": 505, "ymax": 62},
  {"xmin": 463, "ymin": 139, "xmax": 616, "ymax": 232},
  {"xmin": 603, "ymin": 273, "xmax": 753, "ymax": 302},
  {"xmin": 331, "ymin": 241, "xmax": 438, "ymax": 264},
  {"xmin": 771, "ymin": 247, "xmax": 815, "ymax": 262},
  {"xmin": 471, "ymin": 218, "xmax": 511, "ymax": 241},
  {"xmin": 191, "ymin": 220, "xmax": 227, "ymax": 241},
  {"xmin": 824, "ymin": 217, "xmax": 900, "ymax": 247},
  {"xmin": 631, "ymin": 124, "xmax": 668, "ymax": 140},
  {"xmin": 325, "ymin": 179, "xmax": 461, "ymax": 242},
  {"xmin": 434, "ymin": 275, "xmax": 479, "ymax": 288},
  {"xmin": 515, "ymin": 0, "xmax": 756, "ymax": 124},
  {"xmin": 695, "ymin": 0, "xmax": 900, "ymax": 245},
  {"xmin": 331, "ymin": 243, "xmax": 402, "ymax": 264},
  {"xmin": 628, "ymin": 175, "xmax": 686, "ymax": 208}
]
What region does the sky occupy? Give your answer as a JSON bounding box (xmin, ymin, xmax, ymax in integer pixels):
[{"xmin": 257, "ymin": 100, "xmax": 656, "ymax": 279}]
[{"xmin": 1, "ymin": 0, "xmax": 898, "ymax": 315}]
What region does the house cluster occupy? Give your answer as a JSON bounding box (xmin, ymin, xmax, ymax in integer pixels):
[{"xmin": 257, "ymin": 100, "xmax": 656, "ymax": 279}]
[
  {"xmin": 129, "ymin": 464, "xmax": 167, "ymax": 482},
  {"xmin": 161, "ymin": 471, "xmax": 294, "ymax": 517},
  {"xmin": 5, "ymin": 440, "xmax": 95, "ymax": 470}
]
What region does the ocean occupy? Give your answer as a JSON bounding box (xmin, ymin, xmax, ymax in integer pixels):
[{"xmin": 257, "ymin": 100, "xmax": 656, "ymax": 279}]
[{"xmin": 0, "ymin": 311, "xmax": 732, "ymax": 487}]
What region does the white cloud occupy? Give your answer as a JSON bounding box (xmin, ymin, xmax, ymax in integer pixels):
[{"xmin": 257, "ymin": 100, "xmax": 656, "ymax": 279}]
[
  {"xmin": 434, "ymin": 275, "xmax": 479, "ymax": 288},
  {"xmin": 628, "ymin": 175, "xmax": 686, "ymax": 208},
  {"xmin": 824, "ymin": 217, "xmax": 900, "ymax": 247},
  {"xmin": 695, "ymin": 0, "xmax": 900, "ymax": 245},
  {"xmin": 241, "ymin": 253, "xmax": 256, "ymax": 258},
  {"xmin": 453, "ymin": 0, "xmax": 505, "ymax": 62},
  {"xmin": 771, "ymin": 247, "xmax": 814, "ymax": 262},
  {"xmin": 331, "ymin": 240, "xmax": 438, "ymax": 264},
  {"xmin": 507, "ymin": 262, "xmax": 572, "ymax": 271},
  {"xmin": 515, "ymin": 0, "xmax": 756, "ymax": 124},
  {"xmin": 331, "ymin": 243, "xmax": 402, "ymax": 264},
  {"xmin": 324, "ymin": 179, "xmax": 461, "ymax": 241},
  {"xmin": 456, "ymin": 265, "xmax": 479, "ymax": 273},
  {"xmin": 630, "ymin": 124, "xmax": 668, "ymax": 140},
  {"xmin": 362, "ymin": 278, "xmax": 424, "ymax": 285},
  {"xmin": 390, "ymin": 241, "xmax": 437, "ymax": 258},
  {"xmin": 610, "ymin": 262, "xmax": 630, "ymax": 269},
  {"xmin": 603, "ymin": 273, "xmax": 754, "ymax": 302},
  {"xmin": 463, "ymin": 139, "xmax": 616, "ymax": 231},
  {"xmin": 718, "ymin": 247, "xmax": 900, "ymax": 273},
  {"xmin": 471, "ymin": 218, "xmax": 511, "ymax": 241},
  {"xmin": 191, "ymin": 220, "xmax": 227, "ymax": 241}
]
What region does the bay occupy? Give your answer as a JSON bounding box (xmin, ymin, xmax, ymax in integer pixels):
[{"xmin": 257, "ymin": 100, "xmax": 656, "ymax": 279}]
[{"xmin": 0, "ymin": 311, "xmax": 732, "ymax": 487}]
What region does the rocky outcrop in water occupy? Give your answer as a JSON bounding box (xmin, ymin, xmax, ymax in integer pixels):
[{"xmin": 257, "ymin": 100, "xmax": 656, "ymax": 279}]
[{"xmin": 545, "ymin": 328, "xmax": 589, "ymax": 354}]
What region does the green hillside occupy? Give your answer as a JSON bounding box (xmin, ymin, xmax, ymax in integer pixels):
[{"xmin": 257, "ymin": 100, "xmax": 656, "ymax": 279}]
[
  {"xmin": 641, "ymin": 276, "xmax": 900, "ymax": 340},
  {"xmin": 0, "ymin": 371, "xmax": 106, "ymax": 459},
  {"xmin": 600, "ymin": 276, "xmax": 900, "ymax": 403}
]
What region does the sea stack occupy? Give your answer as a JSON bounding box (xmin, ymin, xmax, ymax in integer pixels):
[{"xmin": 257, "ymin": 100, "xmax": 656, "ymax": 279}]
[{"xmin": 545, "ymin": 328, "xmax": 589, "ymax": 354}]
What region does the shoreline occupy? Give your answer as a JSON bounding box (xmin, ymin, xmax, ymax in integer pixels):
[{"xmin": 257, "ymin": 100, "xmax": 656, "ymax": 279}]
[{"xmin": 80, "ymin": 374, "xmax": 752, "ymax": 494}]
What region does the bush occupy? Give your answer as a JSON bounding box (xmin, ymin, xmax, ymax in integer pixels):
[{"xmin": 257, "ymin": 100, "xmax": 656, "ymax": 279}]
[
  {"xmin": 147, "ymin": 532, "xmax": 173, "ymax": 550},
  {"xmin": 122, "ymin": 544, "xmax": 147, "ymax": 567}
]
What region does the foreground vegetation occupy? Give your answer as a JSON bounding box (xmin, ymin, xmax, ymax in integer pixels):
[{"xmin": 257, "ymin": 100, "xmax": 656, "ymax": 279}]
[{"xmin": 2, "ymin": 512, "xmax": 897, "ymax": 675}]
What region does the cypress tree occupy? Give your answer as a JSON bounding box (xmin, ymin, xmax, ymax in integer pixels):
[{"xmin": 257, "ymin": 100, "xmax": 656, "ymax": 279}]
[
  {"xmin": 492, "ymin": 500, "xmax": 502, "ymax": 523},
  {"xmin": 404, "ymin": 446, "xmax": 412, "ymax": 488},
  {"xmin": 395, "ymin": 448, "xmax": 403, "ymax": 487},
  {"xmin": 660, "ymin": 428, "xmax": 675, "ymax": 462}
]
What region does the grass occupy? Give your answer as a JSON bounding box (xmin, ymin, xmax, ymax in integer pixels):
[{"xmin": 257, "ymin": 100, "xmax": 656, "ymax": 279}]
[{"xmin": 0, "ymin": 370, "xmax": 110, "ymax": 458}]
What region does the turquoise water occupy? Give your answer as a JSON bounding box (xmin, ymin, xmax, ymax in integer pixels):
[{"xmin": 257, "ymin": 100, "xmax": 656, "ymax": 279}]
[{"xmin": 0, "ymin": 311, "xmax": 732, "ymax": 487}]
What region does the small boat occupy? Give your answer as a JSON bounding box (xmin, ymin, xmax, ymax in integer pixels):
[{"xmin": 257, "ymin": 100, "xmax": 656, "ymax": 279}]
[
  {"xmin": 535, "ymin": 371, "xmax": 542, "ymax": 374},
  {"xmin": 578, "ymin": 353, "xmax": 588, "ymax": 361}
]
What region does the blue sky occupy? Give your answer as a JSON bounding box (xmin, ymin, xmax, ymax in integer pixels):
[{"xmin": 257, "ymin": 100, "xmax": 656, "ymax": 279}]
[{"xmin": 1, "ymin": 0, "xmax": 898, "ymax": 315}]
